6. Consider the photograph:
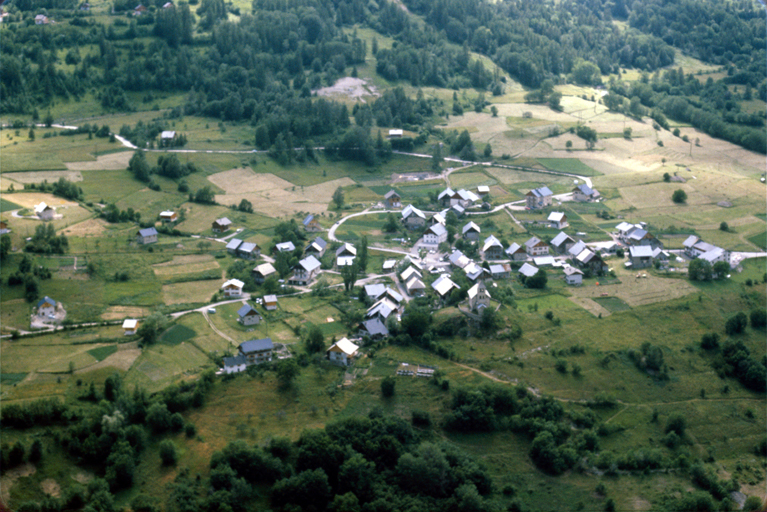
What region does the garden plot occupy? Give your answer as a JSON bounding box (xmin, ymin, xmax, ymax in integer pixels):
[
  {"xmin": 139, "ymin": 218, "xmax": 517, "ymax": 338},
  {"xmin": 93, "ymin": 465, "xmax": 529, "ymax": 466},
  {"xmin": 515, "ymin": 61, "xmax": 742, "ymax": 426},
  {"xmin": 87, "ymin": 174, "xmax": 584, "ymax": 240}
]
[
  {"xmin": 162, "ymin": 279, "xmax": 222, "ymax": 305},
  {"xmin": 101, "ymin": 305, "xmax": 151, "ymax": 320},
  {"xmin": 62, "ymin": 218, "xmax": 108, "ymax": 238},
  {"xmin": 2, "ymin": 193, "xmax": 74, "ymax": 209}
]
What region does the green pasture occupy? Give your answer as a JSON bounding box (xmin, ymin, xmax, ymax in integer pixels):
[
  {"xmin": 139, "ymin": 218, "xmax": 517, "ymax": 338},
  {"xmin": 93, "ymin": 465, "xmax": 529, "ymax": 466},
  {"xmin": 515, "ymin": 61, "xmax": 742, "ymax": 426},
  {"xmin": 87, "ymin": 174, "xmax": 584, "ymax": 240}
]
[
  {"xmin": 86, "ymin": 345, "xmax": 119, "ymax": 362},
  {"xmin": 159, "ymin": 324, "xmax": 198, "ymax": 346},
  {"xmin": 536, "ymin": 158, "xmax": 602, "ymax": 177},
  {"xmin": 125, "ymin": 341, "xmax": 211, "ymax": 392},
  {"xmin": 593, "ymin": 296, "xmax": 631, "ymax": 312},
  {"xmin": 0, "ymin": 197, "xmax": 22, "ymax": 212}
]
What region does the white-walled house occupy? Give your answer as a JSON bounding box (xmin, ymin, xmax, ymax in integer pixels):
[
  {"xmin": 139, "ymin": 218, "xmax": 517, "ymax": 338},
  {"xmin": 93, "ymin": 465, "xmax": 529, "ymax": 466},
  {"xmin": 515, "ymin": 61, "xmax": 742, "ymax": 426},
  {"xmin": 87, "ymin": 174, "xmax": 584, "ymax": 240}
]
[{"xmin": 327, "ymin": 338, "xmax": 359, "ymax": 366}]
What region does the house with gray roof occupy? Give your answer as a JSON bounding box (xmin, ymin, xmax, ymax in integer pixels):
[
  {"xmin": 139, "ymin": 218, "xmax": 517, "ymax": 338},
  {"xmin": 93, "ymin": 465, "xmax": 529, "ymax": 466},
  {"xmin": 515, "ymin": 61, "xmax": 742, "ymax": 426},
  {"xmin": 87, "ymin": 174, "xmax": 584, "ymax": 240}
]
[
  {"xmin": 136, "ymin": 227, "xmax": 158, "ymax": 244},
  {"xmin": 526, "ymin": 186, "xmax": 553, "ymax": 209},
  {"xmin": 237, "ymin": 304, "xmax": 262, "ymax": 326},
  {"xmin": 238, "ymin": 338, "xmax": 273, "ymax": 364},
  {"xmin": 305, "ymin": 236, "xmax": 328, "ymax": 257},
  {"xmin": 551, "ymin": 232, "xmax": 575, "ymax": 254},
  {"xmin": 237, "ymin": 242, "xmax": 260, "ymax": 260},
  {"xmin": 572, "ymin": 184, "xmax": 599, "ymax": 202},
  {"xmin": 525, "ymin": 236, "xmax": 549, "ymax": 256},
  {"xmin": 290, "ymin": 255, "xmax": 321, "ymax": 285},
  {"xmin": 505, "ymin": 242, "xmax": 527, "ymax": 261},
  {"xmin": 359, "ymin": 317, "xmax": 389, "ymax": 340},
  {"xmin": 462, "ymin": 221, "xmax": 481, "ymax": 241},
  {"xmin": 226, "ymin": 238, "xmax": 243, "ymax": 254},
  {"xmin": 481, "ymin": 235, "xmax": 504, "ymax": 259},
  {"xmin": 384, "ymin": 190, "xmax": 402, "ymax": 209}
]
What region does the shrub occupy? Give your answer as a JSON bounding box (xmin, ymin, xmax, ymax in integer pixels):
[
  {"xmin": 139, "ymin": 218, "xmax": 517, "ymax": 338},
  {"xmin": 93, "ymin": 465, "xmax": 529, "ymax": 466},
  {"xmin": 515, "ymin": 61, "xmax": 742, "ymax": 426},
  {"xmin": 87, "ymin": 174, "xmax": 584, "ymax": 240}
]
[
  {"xmin": 750, "ymin": 308, "xmax": 766, "ymax": 329},
  {"xmin": 159, "ymin": 440, "xmax": 177, "ymax": 466},
  {"xmin": 411, "ymin": 410, "xmax": 431, "ymax": 427},
  {"xmin": 700, "ymin": 332, "xmax": 719, "ymax": 350},
  {"xmin": 725, "ymin": 312, "xmax": 748, "ymax": 335},
  {"xmin": 381, "ymin": 377, "xmax": 395, "ymax": 397},
  {"xmin": 672, "ymin": 189, "xmax": 687, "ymax": 203}
]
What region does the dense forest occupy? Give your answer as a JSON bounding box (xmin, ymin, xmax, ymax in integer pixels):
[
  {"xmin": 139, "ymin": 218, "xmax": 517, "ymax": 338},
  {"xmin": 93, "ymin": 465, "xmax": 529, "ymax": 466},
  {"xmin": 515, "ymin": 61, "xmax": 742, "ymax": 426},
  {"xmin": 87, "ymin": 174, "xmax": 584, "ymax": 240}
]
[{"xmin": 0, "ymin": 0, "xmax": 764, "ymax": 152}]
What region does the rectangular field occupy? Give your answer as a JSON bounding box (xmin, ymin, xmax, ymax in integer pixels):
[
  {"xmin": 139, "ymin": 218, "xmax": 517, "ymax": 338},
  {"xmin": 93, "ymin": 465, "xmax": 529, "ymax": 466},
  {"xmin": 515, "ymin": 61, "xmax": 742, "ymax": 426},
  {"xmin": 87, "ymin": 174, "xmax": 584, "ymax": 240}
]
[{"xmin": 536, "ymin": 158, "xmax": 602, "ymax": 176}]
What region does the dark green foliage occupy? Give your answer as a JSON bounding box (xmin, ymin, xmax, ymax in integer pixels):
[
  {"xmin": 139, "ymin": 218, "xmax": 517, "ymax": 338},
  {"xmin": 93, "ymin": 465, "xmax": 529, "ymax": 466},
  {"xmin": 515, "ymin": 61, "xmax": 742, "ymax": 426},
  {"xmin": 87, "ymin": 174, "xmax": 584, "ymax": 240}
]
[
  {"xmin": 52, "ymin": 177, "xmax": 83, "ymax": 201},
  {"xmin": 716, "ymin": 340, "xmax": 766, "ymax": 392},
  {"xmin": 665, "ymin": 414, "xmax": 686, "ymax": 436},
  {"xmin": 190, "ymin": 186, "xmax": 216, "ymax": 205},
  {"xmin": 724, "ymin": 312, "xmax": 748, "ymax": 334},
  {"xmin": 688, "ymin": 258, "xmax": 713, "ymax": 281},
  {"xmin": 627, "ymin": 342, "xmax": 668, "ymax": 379},
  {"xmin": 381, "ymin": 376, "xmax": 395, "ymax": 397},
  {"xmin": 159, "ymin": 440, "xmax": 178, "ymax": 466},
  {"xmin": 275, "ymin": 358, "xmax": 300, "ymax": 388},
  {"xmin": 25, "ymin": 223, "xmax": 68, "ymax": 254},
  {"xmin": 1, "ymin": 398, "xmax": 69, "ymax": 429},
  {"xmin": 524, "ymin": 268, "xmax": 547, "ymax": 289},
  {"xmin": 750, "ymin": 308, "xmax": 766, "ymax": 329},
  {"xmin": 672, "ymin": 189, "xmax": 687, "ymax": 203},
  {"xmin": 700, "ymin": 332, "xmax": 719, "ymax": 350},
  {"xmin": 306, "ymin": 324, "xmax": 325, "ymax": 354}
]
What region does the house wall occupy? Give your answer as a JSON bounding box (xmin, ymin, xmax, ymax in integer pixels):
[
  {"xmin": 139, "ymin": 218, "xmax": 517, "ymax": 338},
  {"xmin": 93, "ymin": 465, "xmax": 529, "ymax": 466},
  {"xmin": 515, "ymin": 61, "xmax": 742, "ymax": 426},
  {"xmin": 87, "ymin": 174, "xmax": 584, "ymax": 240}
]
[
  {"xmin": 526, "ymin": 245, "xmax": 548, "ymax": 256},
  {"xmin": 328, "ymin": 350, "xmax": 349, "ymax": 365},
  {"xmin": 565, "ymin": 274, "xmax": 582, "ymax": 285},
  {"xmin": 225, "ymin": 364, "xmax": 246, "ymax": 374},
  {"xmin": 138, "ymin": 234, "xmax": 157, "ymax": 244},
  {"xmin": 223, "ymin": 287, "xmax": 242, "ymax": 297},
  {"xmin": 241, "ymin": 314, "xmax": 260, "ymax": 325}
]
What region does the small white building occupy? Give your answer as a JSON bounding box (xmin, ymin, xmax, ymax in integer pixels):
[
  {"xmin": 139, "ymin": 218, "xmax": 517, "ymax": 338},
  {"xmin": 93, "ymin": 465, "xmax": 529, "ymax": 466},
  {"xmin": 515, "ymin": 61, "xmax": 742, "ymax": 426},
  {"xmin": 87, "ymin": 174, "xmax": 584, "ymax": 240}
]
[
  {"xmin": 35, "ymin": 202, "xmax": 55, "ymax": 221},
  {"xmin": 548, "ymin": 212, "xmax": 568, "ymax": 229},
  {"xmin": 327, "ymin": 338, "xmax": 359, "ymax": 366},
  {"xmin": 423, "ymin": 223, "xmax": 447, "ymax": 245},
  {"xmin": 221, "ymin": 279, "xmax": 244, "ymax": 298},
  {"xmin": 263, "ymin": 294, "xmax": 278, "ymax": 311},
  {"xmin": 122, "ymin": 318, "xmax": 139, "ymax": 335},
  {"xmin": 564, "ymin": 266, "xmax": 583, "ymax": 286},
  {"xmin": 159, "ymin": 211, "xmax": 177, "ymax": 223},
  {"xmin": 467, "ymin": 281, "xmax": 491, "ymax": 311},
  {"xmin": 222, "ymin": 355, "xmax": 247, "ymax": 374}
]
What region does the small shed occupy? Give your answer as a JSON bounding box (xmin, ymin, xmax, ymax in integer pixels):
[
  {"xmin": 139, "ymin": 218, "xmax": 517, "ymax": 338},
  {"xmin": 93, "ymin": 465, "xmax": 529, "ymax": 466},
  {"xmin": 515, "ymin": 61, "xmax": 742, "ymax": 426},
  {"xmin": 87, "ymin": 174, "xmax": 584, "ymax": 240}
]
[
  {"xmin": 122, "ymin": 318, "xmax": 139, "ymax": 335},
  {"xmin": 263, "ymin": 294, "xmax": 278, "ymax": 311}
]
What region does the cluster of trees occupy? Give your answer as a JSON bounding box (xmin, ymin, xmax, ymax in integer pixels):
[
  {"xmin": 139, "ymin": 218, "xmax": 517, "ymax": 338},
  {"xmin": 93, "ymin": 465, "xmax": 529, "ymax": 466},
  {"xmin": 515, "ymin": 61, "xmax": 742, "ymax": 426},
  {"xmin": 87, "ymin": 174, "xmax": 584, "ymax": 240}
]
[
  {"xmin": 100, "ymin": 203, "xmax": 141, "ymax": 224},
  {"xmin": 688, "ymin": 258, "xmax": 730, "ymax": 281},
  {"xmin": 119, "ymin": 120, "xmax": 187, "ymax": 148},
  {"xmin": 445, "ymin": 384, "xmax": 602, "ymax": 475},
  {"xmin": 25, "ymin": 223, "xmax": 69, "ymax": 254},
  {"xmin": 128, "ymin": 151, "xmax": 197, "ymax": 184},
  {"xmin": 21, "ymin": 178, "xmax": 83, "ymax": 201},
  {"xmin": 6, "ymin": 253, "xmax": 53, "ymax": 302},
  {"xmin": 163, "ymin": 413, "xmax": 503, "ymax": 512},
  {"xmin": 627, "ymin": 341, "xmax": 669, "ymax": 380}
]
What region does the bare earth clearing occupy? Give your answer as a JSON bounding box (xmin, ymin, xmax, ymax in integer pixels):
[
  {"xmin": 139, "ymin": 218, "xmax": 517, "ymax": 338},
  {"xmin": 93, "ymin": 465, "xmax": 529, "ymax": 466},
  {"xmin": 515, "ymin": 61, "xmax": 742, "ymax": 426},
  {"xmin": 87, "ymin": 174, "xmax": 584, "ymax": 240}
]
[{"xmin": 312, "ymin": 77, "xmax": 380, "ymax": 102}]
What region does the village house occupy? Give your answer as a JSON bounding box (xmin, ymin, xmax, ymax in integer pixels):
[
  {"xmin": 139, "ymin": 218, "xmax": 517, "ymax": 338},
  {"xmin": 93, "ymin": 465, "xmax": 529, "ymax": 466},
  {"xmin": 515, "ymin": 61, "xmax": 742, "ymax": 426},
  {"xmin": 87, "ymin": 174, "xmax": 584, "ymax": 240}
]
[
  {"xmin": 35, "ymin": 202, "xmax": 55, "ymax": 221},
  {"xmin": 505, "ymin": 242, "xmax": 527, "ymax": 261},
  {"xmin": 388, "ymin": 129, "xmax": 403, "ymax": 138},
  {"xmin": 162, "ymin": 1, "xmax": 173, "ymax": 7},
  {"xmin": 237, "ymin": 242, "xmax": 260, "ymax": 260},
  {"xmin": 367, "ymin": 297, "xmax": 399, "ymax": 321},
  {"xmin": 290, "ymin": 255, "xmax": 321, "ymax": 285},
  {"xmin": 37, "ymin": 296, "xmax": 57, "ymax": 316},
  {"xmin": 533, "ymin": 256, "xmax": 556, "ymax": 267},
  {"xmin": 252, "ymin": 262, "xmax": 276, "ymax": 284},
  {"xmin": 364, "ymin": 283, "xmax": 387, "ymax": 301},
  {"xmin": 525, "ymin": 186, "xmax": 553, "ymax": 209},
  {"xmin": 489, "ymin": 263, "xmax": 511, "ymax": 279},
  {"xmin": 239, "ymin": 338, "xmax": 273, "ymax": 365},
  {"xmin": 159, "ymin": 210, "xmax": 178, "ymax": 223},
  {"xmin": 548, "ymin": 212, "xmax": 568, "ymax": 229},
  {"xmin": 432, "ymin": 274, "xmax": 460, "ymax": 301},
  {"xmin": 221, "ymin": 279, "xmax": 244, "ymax": 298},
  {"xmin": 359, "ymin": 317, "xmax": 389, "ymax": 340},
  {"xmin": 160, "ymin": 131, "xmax": 175, "ymax": 142},
  {"xmin": 237, "ymin": 304, "xmax": 262, "ymax": 326},
  {"xmin": 564, "ymin": 266, "xmax": 583, "ymax": 286},
  {"xmin": 682, "ymin": 236, "xmax": 728, "ymax": 264},
  {"xmin": 136, "ymin": 227, "xmax": 158, "ymax": 244},
  {"xmin": 222, "ymin": 355, "xmax": 247, "ymax": 374},
  {"xmin": 302, "ymin": 214, "xmax": 321, "ymax": 232},
  {"xmin": 438, "ymin": 188, "xmax": 456, "ymax": 207},
  {"xmin": 575, "ymin": 248, "xmax": 608, "ymax": 274},
  {"xmin": 327, "ymin": 338, "xmax": 359, "ymax": 366},
  {"xmin": 550, "ymin": 232, "xmax": 576, "ymax": 254},
  {"xmin": 122, "ymin": 318, "xmax": 139, "ymax": 335},
  {"xmin": 400, "ymin": 265, "xmax": 423, "ymax": 282},
  {"xmin": 477, "ymin": 185, "xmax": 490, "ymax": 197},
  {"xmin": 448, "ymin": 249, "xmax": 471, "ymax": 269},
  {"xmin": 519, "ymin": 263, "xmax": 539, "ymax": 278},
  {"xmin": 405, "ymin": 276, "xmax": 426, "ymax": 296},
  {"xmin": 402, "ymin": 204, "xmax": 426, "ymax": 229},
  {"xmin": 482, "ymin": 235, "xmax": 504, "ymax": 259},
  {"xmin": 629, "ymin": 245, "xmax": 654, "ymax": 269},
  {"xmin": 451, "ymin": 204, "xmax": 465, "ymax": 217},
  {"xmin": 263, "ymin": 295, "xmax": 278, "ymax": 311},
  {"xmin": 212, "ymin": 217, "xmax": 232, "ymax": 233},
  {"xmin": 467, "ymin": 281, "xmax": 491, "ymax": 311},
  {"xmin": 384, "ymin": 190, "xmax": 402, "ymax": 209},
  {"xmin": 616, "ymin": 222, "xmax": 662, "ymax": 249},
  {"xmin": 572, "ymin": 184, "xmax": 600, "ymax": 202},
  {"xmin": 35, "ymin": 14, "xmax": 50, "ymax": 24},
  {"xmin": 423, "ymin": 223, "xmax": 447, "ymax": 245},
  {"xmin": 305, "ymin": 236, "xmax": 328, "ymax": 258},
  {"xmin": 430, "ymin": 211, "xmax": 447, "ymax": 226},
  {"xmin": 568, "ymin": 240, "xmax": 588, "ymax": 259},
  {"xmin": 463, "ymin": 261, "xmax": 489, "ymax": 282},
  {"xmin": 382, "ymin": 259, "xmax": 397, "ymax": 272},
  {"xmin": 226, "ymin": 238, "xmax": 243, "ymax": 254},
  {"xmin": 462, "ymin": 221, "xmax": 481, "ymax": 241},
  {"xmin": 439, "ymin": 188, "xmax": 479, "ymax": 208},
  {"xmin": 525, "ymin": 236, "xmax": 549, "ymax": 256},
  {"xmin": 275, "ymin": 241, "xmax": 296, "ymax": 253},
  {"xmin": 336, "ymin": 243, "xmax": 357, "ymax": 267}
]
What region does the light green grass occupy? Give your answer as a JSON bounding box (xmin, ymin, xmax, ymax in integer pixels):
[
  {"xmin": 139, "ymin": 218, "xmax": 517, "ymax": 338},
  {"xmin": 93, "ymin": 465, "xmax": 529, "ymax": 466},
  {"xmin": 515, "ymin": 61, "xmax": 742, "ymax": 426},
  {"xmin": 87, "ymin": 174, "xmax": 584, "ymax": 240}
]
[
  {"xmin": 536, "ymin": 158, "xmax": 603, "ymax": 177},
  {"xmin": 159, "ymin": 324, "xmax": 198, "ymax": 346}
]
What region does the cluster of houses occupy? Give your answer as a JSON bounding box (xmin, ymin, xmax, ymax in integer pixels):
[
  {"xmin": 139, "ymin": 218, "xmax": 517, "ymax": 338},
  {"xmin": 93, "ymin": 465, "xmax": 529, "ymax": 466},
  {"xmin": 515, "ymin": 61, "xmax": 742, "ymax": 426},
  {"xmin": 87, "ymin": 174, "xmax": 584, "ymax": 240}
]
[
  {"xmin": 682, "ymin": 235, "xmax": 729, "ymax": 265},
  {"xmin": 221, "ymin": 336, "xmax": 360, "ymax": 374}
]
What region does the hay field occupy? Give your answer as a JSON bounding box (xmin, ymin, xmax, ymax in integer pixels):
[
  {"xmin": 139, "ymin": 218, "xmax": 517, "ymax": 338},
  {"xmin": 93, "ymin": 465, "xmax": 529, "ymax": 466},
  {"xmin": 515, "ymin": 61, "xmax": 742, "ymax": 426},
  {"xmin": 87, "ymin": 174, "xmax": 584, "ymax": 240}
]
[
  {"xmin": 62, "ymin": 217, "xmax": 108, "ymax": 238},
  {"xmin": 3, "ymin": 193, "xmax": 75, "ymax": 209},
  {"xmin": 3, "ymin": 170, "xmax": 83, "ymax": 184},
  {"xmin": 125, "ymin": 342, "xmax": 211, "ymax": 391},
  {"xmin": 568, "ymin": 269, "xmax": 698, "ymax": 312},
  {"xmin": 211, "ymin": 168, "xmax": 356, "ymax": 216},
  {"xmin": 65, "ymin": 151, "xmax": 132, "ymax": 171},
  {"xmin": 449, "ymin": 170, "xmax": 497, "ymax": 189},
  {"xmin": 162, "ymin": 280, "xmax": 222, "ymax": 305},
  {"xmin": 152, "ymin": 254, "xmax": 220, "ymax": 276},
  {"xmin": 101, "ymin": 305, "xmax": 151, "ymax": 320}
]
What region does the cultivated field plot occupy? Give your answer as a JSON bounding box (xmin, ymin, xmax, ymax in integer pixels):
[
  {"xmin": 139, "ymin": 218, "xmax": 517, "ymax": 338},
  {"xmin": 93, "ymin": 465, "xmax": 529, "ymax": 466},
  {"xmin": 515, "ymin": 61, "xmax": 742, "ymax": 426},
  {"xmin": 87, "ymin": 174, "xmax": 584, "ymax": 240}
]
[
  {"xmin": 1, "ymin": 170, "xmax": 84, "ymax": 184},
  {"xmin": 152, "ymin": 254, "xmax": 221, "ymax": 277},
  {"xmin": 114, "ymin": 188, "xmax": 179, "ymax": 220},
  {"xmin": 65, "ymin": 151, "xmax": 132, "ymax": 171},
  {"xmin": 173, "ymin": 203, "xmax": 243, "ymax": 234},
  {"xmin": 61, "ymin": 217, "xmax": 108, "ymax": 238},
  {"xmin": 568, "ymin": 268, "xmax": 698, "ymax": 312},
  {"xmin": 77, "ymin": 170, "xmax": 145, "ymax": 204},
  {"xmin": 174, "ymin": 312, "xmax": 233, "ymax": 354},
  {"xmin": 208, "ymin": 168, "xmax": 356, "ymax": 216},
  {"xmin": 100, "ymin": 305, "xmax": 151, "ymax": 320},
  {"xmin": 125, "ymin": 341, "xmax": 211, "ymax": 392},
  {"xmin": 449, "ymin": 170, "xmax": 497, "ymax": 189},
  {"xmin": 1, "ymin": 193, "xmax": 74, "ymax": 210},
  {"xmin": 162, "ymin": 279, "xmax": 223, "ymax": 305}
]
